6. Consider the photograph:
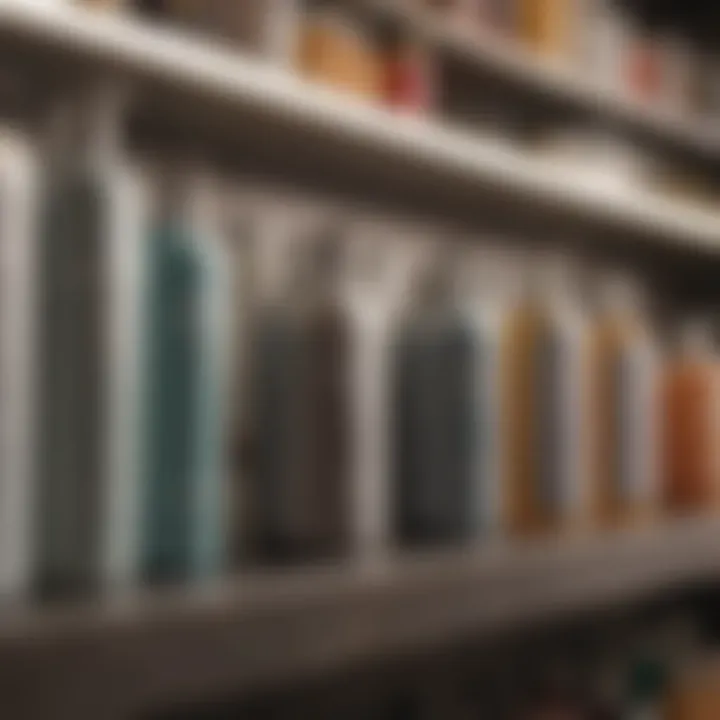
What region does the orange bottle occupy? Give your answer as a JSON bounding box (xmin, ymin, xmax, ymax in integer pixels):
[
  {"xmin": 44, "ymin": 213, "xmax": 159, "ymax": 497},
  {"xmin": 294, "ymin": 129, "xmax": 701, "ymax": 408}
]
[
  {"xmin": 664, "ymin": 323, "xmax": 720, "ymax": 515},
  {"xmin": 590, "ymin": 276, "xmax": 660, "ymax": 528}
]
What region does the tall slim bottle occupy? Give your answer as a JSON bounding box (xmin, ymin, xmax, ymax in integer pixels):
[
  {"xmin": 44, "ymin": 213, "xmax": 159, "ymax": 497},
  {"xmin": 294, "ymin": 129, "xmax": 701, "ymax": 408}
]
[
  {"xmin": 35, "ymin": 88, "xmax": 147, "ymax": 597},
  {"xmin": 345, "ymin": 226, "xmax": 409, "ymax": 563},
  {"xmin": 298, "ymin": 231, "xmax": 351, "ymax": 559},
  {"xmin": 141, "ymin": 170, "xmax": 231, "ymax": 583},
  {"xmin": 0, "ymin": 127, "xmax": 38, "ymax": 600},
  {"xmin": 221, "ymin": 188, "xmax": 260, "ymax": 567},
  {"xmin": 502, "ymin": 259, "xmax": 591, "ymax": 535},
  {"xmin": 462, "ymin": 250, "xmax": 511, "ymax": 539},
  {"xmin": 243, "ymin": 215, "xmax": 304, "ymax": 562},
  {"xmin": 393, "ymin": 248, "xmax": 478, "ymax": 546},
  {"xmin": 245, "ymin": 222, "xmax": 350, "ymax": 562},
  {"xmin": 590, "ymin": 275, "xmax": 660, "ymax": 527},
  {"xmin": 663, "ymin": 322, "xmax": 720, "ymax": 515}
]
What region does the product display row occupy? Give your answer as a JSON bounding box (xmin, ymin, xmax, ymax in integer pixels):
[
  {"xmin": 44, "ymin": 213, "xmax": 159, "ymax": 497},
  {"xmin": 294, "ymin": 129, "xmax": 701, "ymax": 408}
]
[
  {"xmin": 53, "ymin": 0, "xmax": 720, "ymax": 213},
  {"xmin": 73, "ymin": 0, "xmax": 436, "ymax": 113},
  {"xmin": 240, "ymin": 210, "xmax": 720, "ymax": 565},
  {"xmin": 0, "ymin": 95, "xmax": 719, "ymax": 604},
  {"xmin": 69, "ymin": 0, "xmax": 720, "ymax": 124},
  {"xmin": 6, "ymin": 3, "xmax": 720, "ymax": 718}
]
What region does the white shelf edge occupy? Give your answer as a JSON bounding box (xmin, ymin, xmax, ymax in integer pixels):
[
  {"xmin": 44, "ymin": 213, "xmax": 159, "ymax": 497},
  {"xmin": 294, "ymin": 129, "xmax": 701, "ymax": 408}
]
[{"xmin": 0, "ymin": 1, "xmax": 718, "ymax": 252}]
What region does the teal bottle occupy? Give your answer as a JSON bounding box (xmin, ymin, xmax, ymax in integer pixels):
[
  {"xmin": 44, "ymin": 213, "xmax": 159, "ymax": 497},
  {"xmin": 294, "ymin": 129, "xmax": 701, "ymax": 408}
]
[{"xmin": 141, "ymin": 175, "xmax": 229, "ymax": 584}]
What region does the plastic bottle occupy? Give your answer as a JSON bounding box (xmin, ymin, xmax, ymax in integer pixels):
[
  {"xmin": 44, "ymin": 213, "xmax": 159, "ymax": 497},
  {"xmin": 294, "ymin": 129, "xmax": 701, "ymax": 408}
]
[
  {"xmin": 502, "ymin": 256, "xmax": 591, "ymax": 535},
  {"xmin": 344, "ymin": 224, "xmax": 411, "ymax": 563},
  {"xmin": 392, "ymin": 246, "xmax": 479, "ymax": 546},
  {"xmin": 35, "ymin": 87, "xmax": 147, "ymax": 597},
  {"xmin": 590, "ymin": 274, "xmax": 660, "ymax": 527},
  {"xmin": 663, "ymin": 321, "xmax": 720, "ymax": 515},
  {"xmin": 0, "ymin": 126, "xmax": 38, "ymax": 600},
  {"xmin": 245, "ymin": 219, "xmax": 351, "ymax": 562},
  {"xmin": 460, "ymin": 247, "xmax": 514, "ymax": 539},
  {"xmin": 141, "ymin": 168, "xmax": 231, "ymax": 583}
]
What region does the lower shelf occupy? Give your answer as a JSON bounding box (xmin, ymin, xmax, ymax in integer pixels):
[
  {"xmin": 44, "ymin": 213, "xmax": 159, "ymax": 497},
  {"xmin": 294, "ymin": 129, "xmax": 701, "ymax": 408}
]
[{"xmin": 2, "ymin": 517, "xmax": 720, "ymax": 717}]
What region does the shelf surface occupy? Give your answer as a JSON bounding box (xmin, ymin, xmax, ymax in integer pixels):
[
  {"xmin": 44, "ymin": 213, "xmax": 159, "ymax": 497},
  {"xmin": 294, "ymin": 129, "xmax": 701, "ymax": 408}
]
[
  {"xmin": 0, "ymin": 2, "xmax": 718, "ymax": 254},
  {"xmin": 2, "ymin": 518, "xmax": 720, "ymax": 717}
]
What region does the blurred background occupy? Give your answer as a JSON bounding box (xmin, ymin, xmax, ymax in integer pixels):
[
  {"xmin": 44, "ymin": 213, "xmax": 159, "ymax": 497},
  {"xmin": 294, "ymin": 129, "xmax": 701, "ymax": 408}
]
[{"xmin": 3, "ymin": 0, "xmax": 720, "ymax": 717}]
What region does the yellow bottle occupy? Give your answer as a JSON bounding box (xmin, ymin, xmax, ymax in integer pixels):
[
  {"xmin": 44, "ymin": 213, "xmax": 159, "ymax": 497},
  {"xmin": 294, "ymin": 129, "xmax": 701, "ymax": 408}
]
[
  {"xmin": 502, "ymin": 258, "xmax": 591, "ymax": 536},
  {"xmin": 590, "ymin": 275, "xmax": 660, "ymax": 528}
]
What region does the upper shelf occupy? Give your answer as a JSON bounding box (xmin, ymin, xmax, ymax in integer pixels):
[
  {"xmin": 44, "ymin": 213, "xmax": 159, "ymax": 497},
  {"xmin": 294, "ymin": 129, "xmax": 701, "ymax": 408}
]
[
  {"xmin": 361, "ymin": 0, "xmax": 720, "ymax": 159},
  {"xmin": 0, "ymin": 1, "xmax": 719, "ymax": 253}
]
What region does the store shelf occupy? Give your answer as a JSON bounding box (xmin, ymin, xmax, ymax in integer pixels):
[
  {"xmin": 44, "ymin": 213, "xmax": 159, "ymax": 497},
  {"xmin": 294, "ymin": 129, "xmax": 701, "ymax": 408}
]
[
  {"xmin": 362, "ymin": 0, "xmax": 720, "ymax": 158},
  {"xmin": 3, "ymin": 518, "xmax": 720, "ymax": 717},
  {"xmin": 0, "ymin": 2, "xmax": 718, "ymax": 253}
]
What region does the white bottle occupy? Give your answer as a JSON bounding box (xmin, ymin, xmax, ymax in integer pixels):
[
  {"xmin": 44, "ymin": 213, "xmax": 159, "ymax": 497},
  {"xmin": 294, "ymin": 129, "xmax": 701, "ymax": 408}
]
[
  {"xmin": 104, "ymin": 136, "xmax": 149, "ymax": 592},
  {"xmin": 344, "ymin": 221, "xmax": 414, "ymax": 564},
  {"xmin": 35, "ymin": 86, "xmax": 148, "ymax": 595}
]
